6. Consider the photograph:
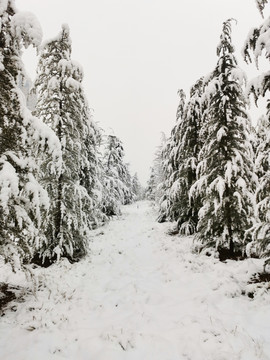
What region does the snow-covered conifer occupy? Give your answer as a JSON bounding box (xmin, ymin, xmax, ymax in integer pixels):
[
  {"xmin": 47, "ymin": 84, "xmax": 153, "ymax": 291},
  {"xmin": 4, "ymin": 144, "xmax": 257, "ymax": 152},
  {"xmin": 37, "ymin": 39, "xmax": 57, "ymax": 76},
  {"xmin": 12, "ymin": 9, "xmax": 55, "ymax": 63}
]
[
  {"xmin": 255, "ymin": 0, "xmax": 268, "ymax": 17},
  {"xmin": 33, "ymin": 25, "xmax": 100, "ymax": 263},
  {"xmin": 157, "ymin": 92, "xmax": 186, "ymax": 223},
  {"xmin": 122, "ymin": 163, "xmax": 134, "ymax": 205},
  {"xmin": 168, "ymin": 79, "xmax": 204, "ymax": 234},
  {"xmin": 131, "ymin": 173, "xmax": 142, "ymax": 201},
  {"xmin": 243, "ymin": 3, "xmax": 270, "ymax": 264},
  {"xmin": 254, "ymin": 115, "xmax": 269, "ymax": 178},
  {"xmin": 145, "ymin": 167, "xmax": 156, "ymax": 201},
  {"xmin": 101, "ymin": 135, "xmax": 131, "ymax": 216},
  {"xmin": 191, "ymin": 19, "xmax": 255, "ymax": 255},
  {"xmin": 0, "ymin": 1, "xmax": 60, "ymax": 269},
  {"xmin": 152, "ymin": 133, "xmax": 168, "ymax": 204}
]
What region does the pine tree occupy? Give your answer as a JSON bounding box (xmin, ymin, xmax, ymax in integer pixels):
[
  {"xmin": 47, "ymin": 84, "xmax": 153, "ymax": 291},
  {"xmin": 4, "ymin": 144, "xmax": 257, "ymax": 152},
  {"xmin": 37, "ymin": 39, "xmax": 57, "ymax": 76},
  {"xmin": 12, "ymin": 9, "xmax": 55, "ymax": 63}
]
[
  {"xmin": 131, "ymin": 173, "xmax": 142, "ymax": 201},
  {"xmin": 243, "ymin": 3, "xmax": 270, "ymax": 264},
  {"xmin": 167, "ymin": 89, "xmax": 187, "ymax": 204},
  {"xmin": 122, "ymin": 163, "xmax": 134, "ymax": 205},
  {"xmin": 254, "ymin": 115, "xmax": 269, "ymax": 179},
  {"xmin": 33, "ymin": 25, "xmax": 99, "ymax": 264},
  {"xmin": 255, "ymin": 0, "xmax": 268, "ymax": 17},
  {"xmin": 157, "ymin": 92, "xmax": 186, "ymax": 223},
  {"xmin": 145, "ymin": 167, "xmax": 156, "ymax": 201},
  {"xmin": 191, "ymin": 19, "xmax": 255, "ymax": 256},
  {"xmin": 0, "ymin": 2, "xmax": 60, "ymax": 269},
  {"xmin": 75, "ymin": 74, "xmax": 105, "ymax": 230},
  {"xmin": 168, "ymin": 79, "xmax": 204, "ymax": 234},
  {"xmin": 101, "ymin": 135, "xmax": 131, "ymax": 216}
]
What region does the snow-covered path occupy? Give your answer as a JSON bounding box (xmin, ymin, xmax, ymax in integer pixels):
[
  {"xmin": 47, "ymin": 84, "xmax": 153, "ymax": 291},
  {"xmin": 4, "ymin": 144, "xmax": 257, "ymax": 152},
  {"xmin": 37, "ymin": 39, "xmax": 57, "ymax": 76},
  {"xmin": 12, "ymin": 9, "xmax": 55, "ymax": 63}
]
[{"xmin": 1, "ymin": 201, "xmax": 270, "ymax": 359}]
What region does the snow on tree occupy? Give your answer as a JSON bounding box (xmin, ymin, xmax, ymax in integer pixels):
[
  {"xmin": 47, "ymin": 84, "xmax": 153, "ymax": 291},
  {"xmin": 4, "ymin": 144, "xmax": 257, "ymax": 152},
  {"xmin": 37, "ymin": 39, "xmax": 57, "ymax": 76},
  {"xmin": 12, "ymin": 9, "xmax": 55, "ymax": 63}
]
[
  {"xmin": 253, "ymin": 115, "xmax": 269, "ymax": 178},
  {"xmin": 122, "ymin": 163, "xmax": 134, "ymax": 205},
  {"xmin": 190, "ymin": 19, "xmax": 256, "ymax": 256},
  {"xmin": 168, "ymin": 79, "xmax": 204, "ymax": 235},
  {"xmin": 33, "ymin": 25, "xmax": 101, "ymax": 264},
  {"xmin": 0, "ymin": 1, "xmax": 60, "ymax": 269},
  {"xmin": 18, "ymin": 73, "xmax": 37, "ymax": 111},
  {"xmin": 255, "ymin": 0, "xmax": 268, "ymax": 17},
  {"xmin": 101, "ymin": 135, "xmax": 132, "ymax": 216},
  {"xmin": 145, "ymin": 167, "xmax": 156, "ymax": 201},
  {"xmin": 131, "ymin": 173, "xmax": 143, "ymax": 201},
  {"xmin": 157, "ymin": 92, "xmax": 186, "ymax": 223},
  {"xmin": 243, "ymin": 3, "xmax": 270, "ymax": 264},
  {"xmin": 72, "ymin": 71, "xmax": 105, "ymax": 230}
]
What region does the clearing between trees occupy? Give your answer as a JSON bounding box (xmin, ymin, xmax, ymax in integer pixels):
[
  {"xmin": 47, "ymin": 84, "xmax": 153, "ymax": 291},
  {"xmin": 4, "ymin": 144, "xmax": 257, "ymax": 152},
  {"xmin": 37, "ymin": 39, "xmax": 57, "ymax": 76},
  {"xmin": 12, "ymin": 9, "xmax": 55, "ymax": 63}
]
[{"xmin": 0, "ymin": 201, "xmax": 269, "ymax": 360}]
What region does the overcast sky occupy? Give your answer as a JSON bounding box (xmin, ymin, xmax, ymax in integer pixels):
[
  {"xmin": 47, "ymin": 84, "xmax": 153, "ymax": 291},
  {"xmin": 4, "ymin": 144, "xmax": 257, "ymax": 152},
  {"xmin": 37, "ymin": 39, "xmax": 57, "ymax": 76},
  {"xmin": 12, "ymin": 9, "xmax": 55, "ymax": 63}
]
[{"xmin": 16, "ymin": 0, "xmax": 266, "ymax": 185}]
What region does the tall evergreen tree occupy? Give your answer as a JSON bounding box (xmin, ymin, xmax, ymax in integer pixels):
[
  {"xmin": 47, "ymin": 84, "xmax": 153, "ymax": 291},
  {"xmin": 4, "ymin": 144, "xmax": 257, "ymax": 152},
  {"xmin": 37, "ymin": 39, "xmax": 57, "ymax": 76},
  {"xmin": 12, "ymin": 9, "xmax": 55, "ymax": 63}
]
[
  {"xmin": 168, "ymin": 78, "xmax": 204, "ymax": 234},
  {"xmin": 157, "ymin": 92, "xmax": 186, "ymax": 222},
  {"xmin": 243, "ymin": 3, "xmax": 270, "ymax": 264},
  {"xmin": 191, "ymin": 19, "xmax": 255, "ymax": 255},
  {"xmin": 0, "ymin": 2, "xmax": 60, "ymax": 269},
  {"xmin": 254, "ymin": 115, "xmax": 269, "ymax": 179},
  {"xmin": 255, "ymin": 0, "xmax": 268, "ymax": 17},
  {"xmin": 33, "ymin": 25, "xmax": 99, "ymax": 263},
  {"xmin": 153, "ymin": 133, "xmax": 168, "ymax": 205},
  {"xmin": 101, "ymin": 135, "xmax": 131, "ymax": 216}
]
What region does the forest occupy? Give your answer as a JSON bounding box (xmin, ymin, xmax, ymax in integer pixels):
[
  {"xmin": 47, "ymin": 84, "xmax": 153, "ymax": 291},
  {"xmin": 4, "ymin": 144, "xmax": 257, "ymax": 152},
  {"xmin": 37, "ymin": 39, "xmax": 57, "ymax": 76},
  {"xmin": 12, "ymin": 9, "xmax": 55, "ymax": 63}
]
[{"xmin": 1, "ymin": 0, "xmax": 270, "ymax": 359}]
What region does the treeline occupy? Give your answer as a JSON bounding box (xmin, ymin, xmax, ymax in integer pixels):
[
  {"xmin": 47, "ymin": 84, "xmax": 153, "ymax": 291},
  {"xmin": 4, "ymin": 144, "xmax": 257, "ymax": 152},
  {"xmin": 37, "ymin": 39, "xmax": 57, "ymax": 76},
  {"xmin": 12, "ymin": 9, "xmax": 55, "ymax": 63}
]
[
  {"xmin": 0, "ymin": 1, "xmax": 142, "ymax": 270},
  {"xmin": 146, "ymin": 1, "xmax": 270, "ymax": 267}
]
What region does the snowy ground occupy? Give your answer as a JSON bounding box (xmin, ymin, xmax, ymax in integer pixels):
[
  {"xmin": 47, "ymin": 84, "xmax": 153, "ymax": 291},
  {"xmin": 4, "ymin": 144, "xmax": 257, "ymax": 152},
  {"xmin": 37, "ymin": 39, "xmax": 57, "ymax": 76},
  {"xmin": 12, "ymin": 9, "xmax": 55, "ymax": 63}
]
[{"xmin": 0, "ymin": 201, "xmax": 270, "ymax": 360}]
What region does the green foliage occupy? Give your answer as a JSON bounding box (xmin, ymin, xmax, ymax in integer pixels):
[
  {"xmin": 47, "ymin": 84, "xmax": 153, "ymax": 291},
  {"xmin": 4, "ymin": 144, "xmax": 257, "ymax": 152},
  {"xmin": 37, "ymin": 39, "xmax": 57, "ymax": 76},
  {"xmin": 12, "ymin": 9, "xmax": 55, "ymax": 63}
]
[
  {"xmin": 34, "ymin": 25, "xmax": 101, "ymax": 264},
  {"xmin": 101, "ymin": 135, "xmax": 133, "ymax": 216},
  {"xmin": 168, "ymin": 79, "xmax": 204, "ymax": 234},
  {"xmin": 0, "ymin": 2, "xmax": 59, "ymax": 269},
  {"xmin": 191, "ymin": 20, "xmax": 255, "ymax": 254}
]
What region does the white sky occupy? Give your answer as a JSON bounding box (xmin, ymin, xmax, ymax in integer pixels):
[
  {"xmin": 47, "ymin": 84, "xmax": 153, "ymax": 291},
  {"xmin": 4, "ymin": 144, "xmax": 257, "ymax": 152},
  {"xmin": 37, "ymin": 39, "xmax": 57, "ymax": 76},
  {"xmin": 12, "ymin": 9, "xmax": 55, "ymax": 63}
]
[{"xmin": 16, "ymin": 0, "xmax": 267, "ymax": 185}]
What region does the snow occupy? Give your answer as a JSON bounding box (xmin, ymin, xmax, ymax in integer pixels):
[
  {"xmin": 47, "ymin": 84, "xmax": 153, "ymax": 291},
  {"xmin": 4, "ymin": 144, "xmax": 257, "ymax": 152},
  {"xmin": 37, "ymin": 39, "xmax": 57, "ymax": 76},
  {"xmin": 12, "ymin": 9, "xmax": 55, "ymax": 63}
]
[
  {"xmin": 0, "ymin": 0, "xmax": 8, "ymax": 16},
  {"xmin": 11, "ymin": 11, "xmax": 43, "ymax": 48},
  {"xmin": 0, "ymin": 161, "xmax": 19, "ymax": 210},
  {"xmin": 231, "ymin": 67, "xmax": 247, "ymax": 86},
  {"xmin": 0, "ymin": 201, "xmax": 270, "ymax": 359},
  {"xmin": 42, "ymin": 23, "xmax": 71, "ymax": 49},
  {"xmin": 216, "ymin": 126, "xmax": 227, "ymax": 142}
]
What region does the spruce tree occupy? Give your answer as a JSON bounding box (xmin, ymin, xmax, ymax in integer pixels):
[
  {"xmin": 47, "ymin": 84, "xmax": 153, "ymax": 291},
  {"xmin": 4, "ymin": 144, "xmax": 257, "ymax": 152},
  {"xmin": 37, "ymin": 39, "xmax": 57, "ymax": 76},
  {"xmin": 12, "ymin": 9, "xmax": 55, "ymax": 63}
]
[
  {"xmin": 145, "ymin": 167, "xmax": 156, "ymax": 201},
  {"xmin": 191, "ymin": 19, "xmax": 255, "ymax": 256},
  {"xmin": 157, "ymin": 92, "xmax": 186, "ymax": 223},
  {"xmin": 33, "ymin": 25, "xmax": 99, "ymax": 263},
  {"xmin": 168, "ymin": 79, "xmax": 204, "ymax": 234},
  {"xmin": 0, "ymin": 2, "xmax": 60, "ymax": 269},
  {"xmin": 255, "ymin": 0, "xmax": 268, "ymax": 17},
  {"xmin": 122, "ymin": 163, "xmax": 134, "ymax": 205},
  {"xmin": 131, "ymin": 173, "xmax": 142, "ymax": 201},
  {"xmin": 101, "ymin": 135, "xmax": 131, "ymax": 216},
  {"xmin": 254, "ymin": 115, "xmax": 269, "ymax": 179},
  {"xmin": 243, "ymin": 3, "xmax": 270, "ymax": 264}
]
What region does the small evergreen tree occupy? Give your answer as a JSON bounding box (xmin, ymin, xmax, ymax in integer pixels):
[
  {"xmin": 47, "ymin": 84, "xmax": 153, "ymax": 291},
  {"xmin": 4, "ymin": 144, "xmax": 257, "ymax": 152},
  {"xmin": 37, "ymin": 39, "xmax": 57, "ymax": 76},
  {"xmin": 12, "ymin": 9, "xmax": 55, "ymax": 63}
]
[
  {"xmin": 131, "ymin": 173, "xmax": 142, "ymax": 201},
  {"xmin": 157, "ymin": 92, "xmax": 186, "ymax": 223},
  {"xmin": 152, "ymin": 134, "xmax": 168, "ymax": 205},
  {"xmin": 145, "ymin": 167, "xmax": 156, "ymax": 201},
  {"xmin": 255, "ymin": 0, "xmax": 268, "ymax": 17},
  {"xmin": 191, "ymin": 19, "xmax": 255, "ymax": 256},
  {"xmin": 101, "ymin": 135, "xmax": 131, "ymax": 216},
  {"xmin": 122, "ymin": 163, "xmax": 134, "ymax": 205},
  {"xmin": 254, "ymin": 115, "xmax": 269, "ymax": 179}
]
